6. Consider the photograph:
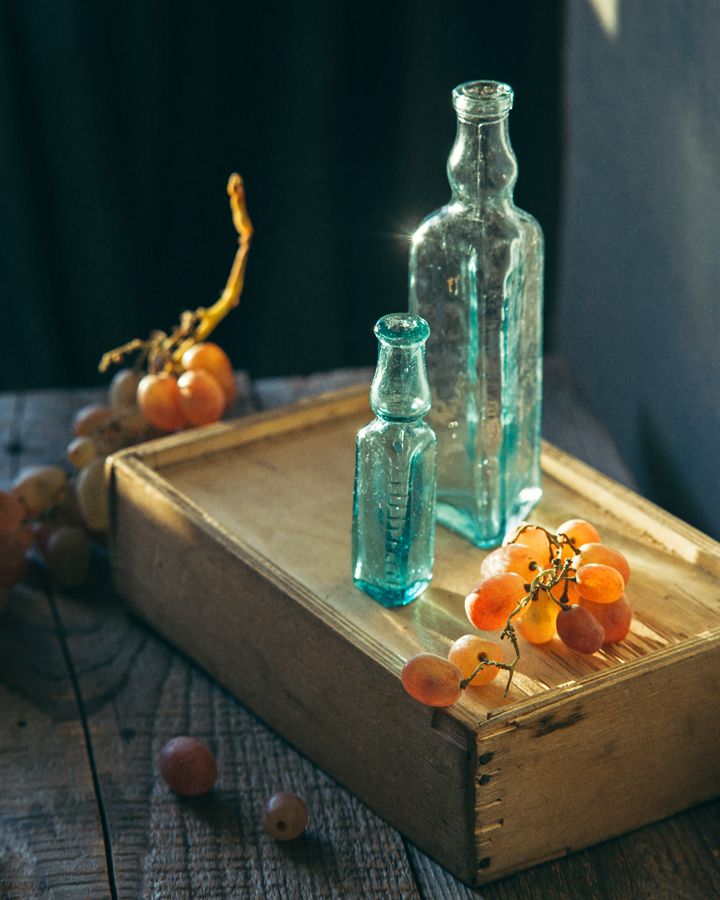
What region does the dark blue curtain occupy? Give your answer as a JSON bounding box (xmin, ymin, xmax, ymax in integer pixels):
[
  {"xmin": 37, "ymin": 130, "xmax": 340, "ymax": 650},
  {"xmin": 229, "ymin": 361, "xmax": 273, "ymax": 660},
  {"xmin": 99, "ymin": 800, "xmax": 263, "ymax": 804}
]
[{"xmin": 0, "ymin": 0, "xmax": 563, "ymax": 389}]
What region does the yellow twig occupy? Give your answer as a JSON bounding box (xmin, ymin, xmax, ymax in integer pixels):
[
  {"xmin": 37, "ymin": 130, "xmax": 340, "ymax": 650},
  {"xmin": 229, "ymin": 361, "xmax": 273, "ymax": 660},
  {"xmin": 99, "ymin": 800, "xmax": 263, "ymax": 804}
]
[{"xmin": 99, "ymin": 174, "xmax": 253, "ymax": 374}]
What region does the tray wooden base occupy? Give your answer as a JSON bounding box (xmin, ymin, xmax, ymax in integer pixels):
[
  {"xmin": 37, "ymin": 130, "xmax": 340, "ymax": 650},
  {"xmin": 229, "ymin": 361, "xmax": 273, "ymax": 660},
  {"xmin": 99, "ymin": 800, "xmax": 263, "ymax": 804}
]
[{"xmin": 108, "ymin": 386, "xmax": 720, "ymax": 886}]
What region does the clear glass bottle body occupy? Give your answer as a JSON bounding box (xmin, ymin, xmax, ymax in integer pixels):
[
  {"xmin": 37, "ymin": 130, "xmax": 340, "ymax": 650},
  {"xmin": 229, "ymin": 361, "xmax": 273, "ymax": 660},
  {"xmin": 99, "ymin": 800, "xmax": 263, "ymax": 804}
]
[
  {"xmin": 352, "ymin": 314, "xmax": 437, "ymax": 607},
  {"xmin": 408, "ymin": 81, "xmax": 543, "ymax": 548}
]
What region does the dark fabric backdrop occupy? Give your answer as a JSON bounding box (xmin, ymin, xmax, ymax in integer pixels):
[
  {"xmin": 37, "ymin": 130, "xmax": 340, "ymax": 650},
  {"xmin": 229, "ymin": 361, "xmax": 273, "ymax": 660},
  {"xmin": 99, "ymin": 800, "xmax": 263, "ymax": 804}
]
[{"xmin": 0, "ymin": 1, "xmax": 563, "ymax": 390}]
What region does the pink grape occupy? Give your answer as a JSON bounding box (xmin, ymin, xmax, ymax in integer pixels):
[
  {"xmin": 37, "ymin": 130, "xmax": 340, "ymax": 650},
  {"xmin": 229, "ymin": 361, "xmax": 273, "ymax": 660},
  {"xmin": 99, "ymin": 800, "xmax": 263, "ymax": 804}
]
[
  {"xmin": 158, "ymin": 736, "xmax": 217, "ymax": 796},
  {"xmin": 263, "ymin": 792, "xmax": 309, "ymax": 841},
  {"xmin": 556, "ymin": 605, "xmax": 605, "ymax": 654}
]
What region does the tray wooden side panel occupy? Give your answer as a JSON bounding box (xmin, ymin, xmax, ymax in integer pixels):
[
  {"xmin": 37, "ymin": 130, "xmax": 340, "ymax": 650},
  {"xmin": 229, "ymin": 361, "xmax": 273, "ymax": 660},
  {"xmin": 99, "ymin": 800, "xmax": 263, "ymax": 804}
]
[
  {"xmin": 109, "ymin": 456, "xmax": 480, "ymax": 884},
  {"xmin": 471, "ymin": 634, "xmax": 720, "ymax": 883}
]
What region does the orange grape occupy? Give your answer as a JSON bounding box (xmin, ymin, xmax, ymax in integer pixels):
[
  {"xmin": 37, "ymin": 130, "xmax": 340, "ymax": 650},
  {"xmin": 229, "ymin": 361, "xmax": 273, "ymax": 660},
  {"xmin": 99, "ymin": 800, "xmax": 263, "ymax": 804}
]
[
  {"xmin": 181, "ymin": 342, "xmax": 238, "ymax": 406},
  {"xmin": 15, "ymin": 526, "xmax": 34, "ymax": 552},
  {"xmin": 0, "ymin": 532, "xmax": 27, "ymax": 586},
  {"xmin": 575, "ymin": 542, "xmax": 630, "ymax": 586},
  {"xmin": 556, "ymin": 518, "xmax": 601, "ymax": 557},
  {"xmin": 448, "ymin": 635, "xmax": 503, "ymax": 686},
  {"xmin": 73, "ymin": 403, "xmax": 114, "ymax": 438},
  {"xmin": 504, "ymin": 523, "xmax": 553, "ymax": 567},
  {"xmin": 479, "ymin": 544, "xmax": 541, "ymax": 583},
  {"xmin": 579, "ymin": 595, "xmax": 632, "ymax": 644},
  {"xmin": 517, "ymin": 590, "xmax": 560, "ymax": 644},
  {"xmin": 177, "ymin": 369, "xmax": 226, "ymax": 426},
  {"xmin": 0, "ymin": 490, "xmax": 25, "ymax": 533},
  {"xmin": 556, "ymin": 605, "xmax": 605, "ymax": 654},
  {"xmin": 575, "ymin": 563, "xmax": 624, "ymax": 604},
  {"xmin": 137, "ymin": 373, "xmax": 186, "ymax": 431},
  {"xmin": 465, "ymin": 572, "xmax": 528, "ymax": 631},
  {"xmin": 401, "ymin": 653, "xmax": 463, "ymax": 707},
  {"xmin": 263, "ymin": 792, "xmax": 309, "ymax": 841}
]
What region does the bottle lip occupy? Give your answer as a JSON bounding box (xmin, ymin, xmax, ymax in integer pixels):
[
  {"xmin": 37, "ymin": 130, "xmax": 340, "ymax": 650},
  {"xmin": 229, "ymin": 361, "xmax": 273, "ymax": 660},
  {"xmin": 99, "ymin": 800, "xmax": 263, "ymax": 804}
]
[
  {"xmin": 452, "ymin": 81, "xmax": 513, "ymax": 122},
  {"xmin": 374, "ymin": 313, "xmax": 430, "ymax": 347}
]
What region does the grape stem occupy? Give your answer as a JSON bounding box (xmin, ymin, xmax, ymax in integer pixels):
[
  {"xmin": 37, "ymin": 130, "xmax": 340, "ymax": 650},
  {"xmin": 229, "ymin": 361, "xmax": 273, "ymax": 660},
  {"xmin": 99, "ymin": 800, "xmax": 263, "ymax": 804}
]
[
  {"xmin": 494, "ymin": 557, "xmax": 576, "ymax": 695},
  {"xmin": 98, "ymin": 174, "xmax": 254, "ymax": 374}
]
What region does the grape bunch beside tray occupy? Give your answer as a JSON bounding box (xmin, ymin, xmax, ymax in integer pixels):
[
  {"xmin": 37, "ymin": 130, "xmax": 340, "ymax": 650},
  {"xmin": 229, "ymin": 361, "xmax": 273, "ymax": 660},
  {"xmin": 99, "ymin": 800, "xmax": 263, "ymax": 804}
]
[{"xmin": 107, "ymin": 384, "xmax": 720, "ymax": 888}]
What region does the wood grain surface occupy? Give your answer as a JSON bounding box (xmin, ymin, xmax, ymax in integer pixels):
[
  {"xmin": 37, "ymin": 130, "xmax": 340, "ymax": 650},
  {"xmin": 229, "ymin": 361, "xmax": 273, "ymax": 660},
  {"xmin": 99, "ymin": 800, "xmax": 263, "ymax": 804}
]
[{"xmin": 1, "ymin": 364, "xmax": 719, "ymax": 899}]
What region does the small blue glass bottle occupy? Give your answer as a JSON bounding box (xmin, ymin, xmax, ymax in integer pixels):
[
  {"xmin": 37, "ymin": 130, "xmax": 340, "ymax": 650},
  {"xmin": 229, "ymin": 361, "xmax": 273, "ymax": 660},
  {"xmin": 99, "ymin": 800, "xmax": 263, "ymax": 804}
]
[{"xmin": 352, "ymin": 313, "xmax": 438, "ymax": 607}]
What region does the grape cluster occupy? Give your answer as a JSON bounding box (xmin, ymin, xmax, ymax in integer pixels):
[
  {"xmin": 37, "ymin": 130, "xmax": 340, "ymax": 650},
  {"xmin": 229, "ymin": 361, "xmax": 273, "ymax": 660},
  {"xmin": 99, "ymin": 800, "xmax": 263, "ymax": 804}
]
[
  {"xmin": 0, "ymin": 342, "xmax": 237, "ymax": 600},
  {"xmin": 136, "ymin": 342, "xmax": 237, "ymax": 431},
  {"xmin": 401, "ymin": 518, "xmax": 633, "ymax": 707},
  {"xmin": 0, "ymin": 466, "xmax": 92, "ymax": 596}
]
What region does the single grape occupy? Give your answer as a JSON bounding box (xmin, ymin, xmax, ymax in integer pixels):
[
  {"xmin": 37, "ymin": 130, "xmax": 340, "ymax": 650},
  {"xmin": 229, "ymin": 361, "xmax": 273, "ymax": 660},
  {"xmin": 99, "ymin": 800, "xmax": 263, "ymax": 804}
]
[
  {"xmin": 0, "ymin": 489, "xmax": 25, "ymax": 533},
  {"xmin": 465, "ymin": 572, "xmax": 528, "ymax": 632},
  {"xmin": 75, "ymin": 459, "xmax": 110, "ymax": 533},
  {"xmin": 574, "ymin": 542, "xmax": 630, "ymax": 586},
  {"xmin": 182, "ymin": 342, "xmax": 238, "ymax": 406},
  {"xmin": 67, "ymin": 435, "xmax": 98, "ymax": 470},
  {"xmin": 263, "ymin": 792, "xmax": 309, "ymax": 841},
  {"xmin": 158, "ymin": 736, "xmax": 217, "ymax": 796},
  {"xmin": 45, "ymin": 526, "xmax": 92, "ymax": 588},
  {"xmin": 0, "ymin": 532, "xmax": 27, "ymax": 586},
  {"xmin": 117, "ymin": 410, "xmax": 153, "ymax": 443},
  {"xmin": 479, "ymin": 544, "xmax": 542, "ymax": 583},
  {"xmin": 504, "ymin": 523, "xmax": 553, "ymax": 567},
  {"xmin": 517, "ymin": 590, "xmax": 560, "ymax": 644},
  {"xmin": 401, "ymin": 653, "xmax": 463, "ymax": 707},
  {"xmin": 15, "ymin": 526, "xmax": 35, "ymax": 552},
  {"xmin": 73, "ymin": 403, "xmax": 114, "ymax": 438},
  {"xmin": 137, "ymin": 373, "xmax": 186, "ymax": 432},
  {"xmin": 448, "ymin": 635, "xmax": 503, "ymax": 686},
  {"xmin": 12, "ymin": 465, "xmax": 69, "ymax": 517},
  {"xmin": 177, "ymin": 369, "xmax": 226, "ymax": 426},
  {"xmin": 556, "ymin": 605, "xmax": 605, "ymax": 654},
  {"xmin": 579, "ymin": 595, "xmax": 633, "ymax": 644},
  {"xmin": 109, "ymin": 368, "xmax": 142, "ymax": 412},
  {"xmin": 575, "ymin": 563, "xmax": 624, "ymax": 604},
  {"xmin": 556, "ymin": 518, "xmax": 601, "ymax": 556}
]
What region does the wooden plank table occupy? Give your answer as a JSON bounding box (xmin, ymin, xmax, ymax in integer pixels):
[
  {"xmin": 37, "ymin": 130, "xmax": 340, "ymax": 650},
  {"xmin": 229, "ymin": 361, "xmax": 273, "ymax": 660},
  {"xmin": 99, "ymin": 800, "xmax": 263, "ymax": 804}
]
[{"xmin": 1, "ymin": 361, "xmax": 719, "ymax": 900}]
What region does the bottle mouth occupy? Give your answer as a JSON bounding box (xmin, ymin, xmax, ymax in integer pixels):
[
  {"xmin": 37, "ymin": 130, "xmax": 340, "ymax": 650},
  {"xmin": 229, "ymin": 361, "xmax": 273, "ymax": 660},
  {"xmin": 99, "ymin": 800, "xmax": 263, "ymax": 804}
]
[
  {"xmin": 452, "ymin": 81, "xmax": 513, "ymax": 122},
  {"xmin": 374, "ymin": 313, "xmax": 430, "ymax": 347}
]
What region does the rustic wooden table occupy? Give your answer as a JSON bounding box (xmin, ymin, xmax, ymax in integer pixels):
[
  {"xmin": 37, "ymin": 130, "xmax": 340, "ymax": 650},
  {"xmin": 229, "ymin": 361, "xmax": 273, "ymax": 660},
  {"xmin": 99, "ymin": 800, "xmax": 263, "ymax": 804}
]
[{"xmin": 1, "ymin": 361, "xmax": 719, "ymax": 900}]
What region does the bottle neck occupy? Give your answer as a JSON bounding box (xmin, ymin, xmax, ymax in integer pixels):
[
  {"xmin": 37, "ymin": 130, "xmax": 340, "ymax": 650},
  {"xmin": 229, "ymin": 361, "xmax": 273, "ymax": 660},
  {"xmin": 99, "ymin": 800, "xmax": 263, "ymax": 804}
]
[
  {"xmin": 370, "ymin": 343, "xmax": 431, "ymax": 422},
  {"xmin": 447, "ymin": 115, "xmax": 518, "ymax": 206}
]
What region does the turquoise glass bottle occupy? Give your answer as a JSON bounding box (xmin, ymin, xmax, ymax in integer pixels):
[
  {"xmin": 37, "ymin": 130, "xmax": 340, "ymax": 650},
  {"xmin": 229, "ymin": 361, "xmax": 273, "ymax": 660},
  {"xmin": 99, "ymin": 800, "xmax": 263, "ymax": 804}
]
[
  {"xmin": 408, "ymin": 80, "xmax": 544, "ymax": 548},
  {"xmin": 352, "ymin": 314, "xmax": 438, "ymax": 607}
]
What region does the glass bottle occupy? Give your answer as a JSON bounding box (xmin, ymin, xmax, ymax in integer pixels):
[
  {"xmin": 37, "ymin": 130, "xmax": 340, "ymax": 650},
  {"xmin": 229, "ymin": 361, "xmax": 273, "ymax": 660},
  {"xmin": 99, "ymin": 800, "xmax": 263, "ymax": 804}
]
[
  {"xmin": 408, "ymin": 80, "xmax": 543, "ymax": 548},
  {"xmin": 352, "ymin": 313, "xmax": 437, "ymax": 608}
]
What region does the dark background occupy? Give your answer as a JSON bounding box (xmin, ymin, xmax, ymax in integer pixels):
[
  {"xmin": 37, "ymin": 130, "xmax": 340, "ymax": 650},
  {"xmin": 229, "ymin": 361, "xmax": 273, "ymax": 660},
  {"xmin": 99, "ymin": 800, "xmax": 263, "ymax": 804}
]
[
  {"xmin": 2, "ymin": 0, "xmax": 719, "ymax": 539},
  {"xmin": 0, "ymin": 0, "xmax": 562, "ymax": 387}
]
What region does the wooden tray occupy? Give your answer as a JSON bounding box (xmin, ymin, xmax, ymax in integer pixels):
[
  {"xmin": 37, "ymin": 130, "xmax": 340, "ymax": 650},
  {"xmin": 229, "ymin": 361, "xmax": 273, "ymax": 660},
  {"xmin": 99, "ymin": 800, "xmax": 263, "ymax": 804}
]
[{"xmin": 107, "ymin": 385, "xmax": 720, "ymax": 887}]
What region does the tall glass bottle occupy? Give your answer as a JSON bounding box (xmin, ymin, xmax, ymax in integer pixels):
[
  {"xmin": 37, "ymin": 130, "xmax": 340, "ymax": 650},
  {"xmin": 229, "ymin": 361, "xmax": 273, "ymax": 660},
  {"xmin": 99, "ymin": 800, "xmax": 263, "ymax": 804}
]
[
  {"xmin": 409, "ymin": 80, "xmax": 543, "ymax": 548},
  {"xmin": 352, "ymin": 313, "xmax": 437, "ymax": 608}
]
